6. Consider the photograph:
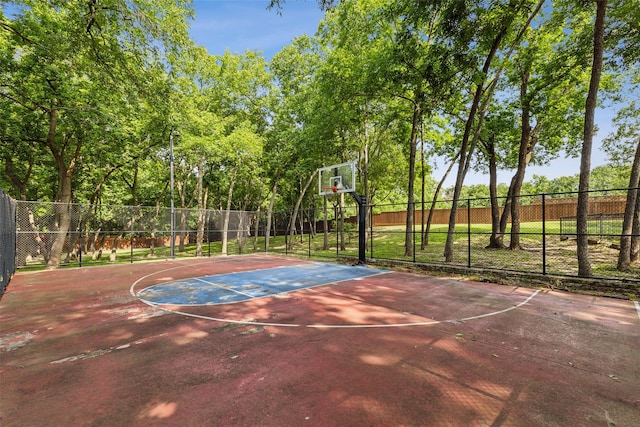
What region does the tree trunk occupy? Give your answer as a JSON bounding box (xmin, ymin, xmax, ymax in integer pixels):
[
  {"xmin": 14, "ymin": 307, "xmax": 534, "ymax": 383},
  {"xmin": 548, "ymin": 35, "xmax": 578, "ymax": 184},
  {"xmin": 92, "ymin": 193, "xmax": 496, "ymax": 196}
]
[
  {"xmin": 265, "ymin": 171, "xmax": 280, "ymax": 251},
  {"xmin": 298, "ymin": 207, "xmax": 305, "ymax": 243},
  {"xmin": 496, "ymin": 176, "xmax": 516, "ymax": 248},
  {"xmin": 443, "ymin": 0, "xmax": 544, "ymax": 261},
  {"xmin": 484, "ymin": 136, "xmax": 502, "ymax": 248},
  {"xmin": 196, "ymin": 192, "xmax": 208, "ymax": 257},
  {"xmin": 420, "ymin": 128, "xmax": 425, "ymax": 250},
  {"xmin": 196, "ymin": 157, "xmax": 207, "ymax": 257},
  {"xmin": 510, "ymin": 107, "xmax": 542, "ymax": 250},
  {"xmin": 405, "ymin": 98, "xmax": 421, "ymax": 257},
  {"xmin": 617, "ymin": 138, "xmax": 640, "ymax": 271},
  {"xmin": 109, "ymin": 209, "xmax": 137, "ymax": 262},
  {"xmin": 631, "ymin": 191, "xmax": 640, "ymax": 263},
  {"xmin": 287, "ymin": 170, "xmax": 315, "ymax": 250},
  {"xmin": 221, "ymin": 166, "xmax": 238, "ymax": 256},
  {"xmin": 237, "ymin": 210, "xmax": 248, "ymax": 252},
  {"xmin": 178, "ymin": 209, "xmax": 188, "ymax": 252},
  {"xmin": 422, "ymin": 150, "xmax": 460, "ymax": 249},
  {"xmin": 46, "ymin": 109, "xmax": 77, "ymax": 268},
  {"xmin": 253, "ymin": 205, "xmax": 261, "ymax": 251},
  {"xmin": 577, "ymin": 0, "xmax": 607, "ymax": 277},
  {"xmin": 492, "ymin": 116, "xmax": 539, "ymax": 251},
  {"xmin": 444, "ymin": 32, "xmax": 505, "ymax": 261},
  {"xmin": 89, "ymin": 226, "xmax": 101, "ymax": 260},
  {"xmin": 509, "ymin": 71, "xmax": 533, "ymax": 250},
  {"xmin": 148, "ymin": 182, "xmax": 169, "ymax": 257},
  {"xmin": 63, "ymin": 212, "xmax": 81, "ymax": 264},
  {"xmin": 175, "ymin": 180, "xmax": 187, "ymax": 253}
]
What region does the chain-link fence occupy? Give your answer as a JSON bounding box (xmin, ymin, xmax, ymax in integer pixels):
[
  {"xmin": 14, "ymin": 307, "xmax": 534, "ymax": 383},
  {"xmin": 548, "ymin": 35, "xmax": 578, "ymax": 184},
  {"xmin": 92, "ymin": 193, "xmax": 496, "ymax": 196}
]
[
  {"xmin": 559, "ymin": 213, "xmax": 625, "ymax": 241},
  {"xmin": 15, "ymin": 202, "xmax": 263, "ymax": 268},
  {"xmin": 13, "ymin": 199, "xmax": 350, "ymax": 268},
  {"xmin": 1, "ymin": 188, "xmax": 17, "ymax": 298},
  {"xmin": 9, "ymin": 187, "xmax": 640, "ymax": 284},
  {"xmin": 363, "ymin": 188, "xmax": 638, "ymax": 282}
]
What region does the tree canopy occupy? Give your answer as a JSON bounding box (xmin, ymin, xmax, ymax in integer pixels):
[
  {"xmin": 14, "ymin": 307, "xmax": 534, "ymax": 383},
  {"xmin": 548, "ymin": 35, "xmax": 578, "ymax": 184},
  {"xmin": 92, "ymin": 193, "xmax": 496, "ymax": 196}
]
[{"xmin": 1, "ymin": 0, "xmax": 638, "ymax": 269}]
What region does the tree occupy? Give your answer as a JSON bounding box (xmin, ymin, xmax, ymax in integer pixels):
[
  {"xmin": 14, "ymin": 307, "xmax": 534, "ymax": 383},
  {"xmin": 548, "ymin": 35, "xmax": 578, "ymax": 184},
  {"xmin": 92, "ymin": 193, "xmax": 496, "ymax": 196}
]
[
  {"xmin": 1, "ymin": 1, "xmax": 192, "ymax": 266},
  {"xmin": 616, "ymin": 140, "xmax": 640, "ymax": 270},
  {"xmin": 577, "ymin": 0, "xmax": 607, "ymax": 277},
  {"xmin": 268, "ymin": 35, "xmax": 329, "ymax": 250},
  {"xmin": 603, "ymin": 0, "xmax": 640, "ymax": 270},
  {"xmin": 444, "ymin": 0, "xmax": 546, "ymax": 261},
  {"xmin": 318, "ymin": 0, "xmax": 480, "ymax": 258},
  {"xmin": 484, "ymin": 5, "xmax": 591, "ymax": 250},
  {"xmin": 604, "ymin": 101, "xmax": 640, "ymax": 270},
  {"xmin": 170, "ymin": 46, "xmax": 270, "ymax": 255}
]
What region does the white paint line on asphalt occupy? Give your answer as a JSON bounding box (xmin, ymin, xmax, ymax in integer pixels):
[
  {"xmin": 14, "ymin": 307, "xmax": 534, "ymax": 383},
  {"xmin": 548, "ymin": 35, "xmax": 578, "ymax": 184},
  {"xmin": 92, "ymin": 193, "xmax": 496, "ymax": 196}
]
[{"xmin": 129, "ymin": 260, "xmax": 540, "ymax": 329}]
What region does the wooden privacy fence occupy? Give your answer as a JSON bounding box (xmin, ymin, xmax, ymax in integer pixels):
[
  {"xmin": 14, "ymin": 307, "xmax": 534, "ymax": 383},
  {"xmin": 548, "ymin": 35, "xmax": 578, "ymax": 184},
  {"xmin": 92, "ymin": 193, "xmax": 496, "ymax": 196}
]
[{"xmin": 368, "ymin": 195, "xmax": 627, "ymax": 227}]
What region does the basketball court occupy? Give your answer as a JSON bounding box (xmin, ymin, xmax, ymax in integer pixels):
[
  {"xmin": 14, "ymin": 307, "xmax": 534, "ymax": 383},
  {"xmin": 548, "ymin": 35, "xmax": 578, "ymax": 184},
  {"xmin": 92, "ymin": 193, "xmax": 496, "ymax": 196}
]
[{"xmin": 1, "ymin": 254, "xmax": 639, "ymax": 426}]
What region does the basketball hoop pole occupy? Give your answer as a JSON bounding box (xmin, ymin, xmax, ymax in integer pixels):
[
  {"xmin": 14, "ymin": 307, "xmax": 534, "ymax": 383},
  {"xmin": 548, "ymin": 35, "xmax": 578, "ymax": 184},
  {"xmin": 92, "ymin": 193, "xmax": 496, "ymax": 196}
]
[
  {"xmin": 349, "ymin": 193, "xmax": 367, "ymax": 265},
  {"xmin": 318, "ymin": 161, "xmax": 364, "ymax": 263}
]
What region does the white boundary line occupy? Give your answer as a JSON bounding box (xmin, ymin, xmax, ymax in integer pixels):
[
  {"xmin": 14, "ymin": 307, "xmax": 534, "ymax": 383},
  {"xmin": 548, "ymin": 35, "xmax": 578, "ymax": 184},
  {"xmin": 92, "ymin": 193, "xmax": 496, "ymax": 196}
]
[
  {"xmin": 306, "ymin": 289, "xmax": 540, "ymax": 329},
  {"xmin": 142, "ymin": 302, "xmax": 302, "ymax": 328},
  {"xmin": 135, "ymin": 290, "xmax": 540, "ymax": 329},
  {"xmin": 129, "ymin": 259, "xmax": 214, "ymax": 298},
  {"xmin": 635, "ymin": 301, "xmax": 640, "ymax": 323},
  {"xmin": 192, "ymin": 277, "xmax": 257, "ymax": 299},
  {"xmin": 129, "ymin": 261, "xmax": 540, "ymax": 329}
]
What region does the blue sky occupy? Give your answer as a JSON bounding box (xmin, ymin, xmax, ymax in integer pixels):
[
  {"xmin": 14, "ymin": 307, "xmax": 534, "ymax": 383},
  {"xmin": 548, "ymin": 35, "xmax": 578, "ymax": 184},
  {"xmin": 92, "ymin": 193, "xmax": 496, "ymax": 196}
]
[{"xmin": 188, "ymin": 0, "xmax": 325, "ymax": 59}]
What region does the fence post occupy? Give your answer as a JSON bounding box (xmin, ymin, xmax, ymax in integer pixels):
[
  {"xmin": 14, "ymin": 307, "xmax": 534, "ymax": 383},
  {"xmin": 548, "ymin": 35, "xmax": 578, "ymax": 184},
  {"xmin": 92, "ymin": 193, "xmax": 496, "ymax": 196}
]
[
  {"xmin": 238, "ymin": 212, "xmax": 243, "ymax": 255},
  {"xmin": 207, "ymin": 210, "xmax": 211, "ymax": 257},
  {"xmin": 263, "ymin": 212, "xmax": 267, "ymax": 253},
  {"xmin": 467, "ymin": 199, "xmax": 471, "ymax": 268},
  {"xmin": 369, "ymin": 203, "xmax": 373, "ymax": 260},
  {"xmin": 78, "ymin": 221, "xmax": 83, "ymax": 268},
  {"xmin": 333, "ymin": 205, "xmax": 337, "ymax": 258},
  {"xmin": 542, "ymin": 193, "xmax": 547, "ymax": 275}
]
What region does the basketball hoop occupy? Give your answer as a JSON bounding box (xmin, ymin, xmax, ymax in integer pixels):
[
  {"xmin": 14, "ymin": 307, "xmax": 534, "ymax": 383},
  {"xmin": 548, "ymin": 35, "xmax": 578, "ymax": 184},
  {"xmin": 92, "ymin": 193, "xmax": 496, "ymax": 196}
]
[{"xmin": 321, "ymin": 185, "xmax": 339, "ymax": 195}]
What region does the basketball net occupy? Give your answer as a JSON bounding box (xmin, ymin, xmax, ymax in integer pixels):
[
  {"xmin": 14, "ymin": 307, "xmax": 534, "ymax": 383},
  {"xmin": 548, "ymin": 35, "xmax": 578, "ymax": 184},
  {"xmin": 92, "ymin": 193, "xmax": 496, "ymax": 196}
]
[{"xmin": 321, "ymin": 185, "xmax": 339, "ymax": 195}]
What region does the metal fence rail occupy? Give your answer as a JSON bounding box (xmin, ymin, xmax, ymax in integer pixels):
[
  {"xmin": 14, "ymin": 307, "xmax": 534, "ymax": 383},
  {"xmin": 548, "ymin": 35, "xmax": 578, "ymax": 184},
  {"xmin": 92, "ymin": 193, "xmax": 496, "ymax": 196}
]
[
  {"xmin": 9, "ymin": 186, "xmax": 640, "ymax": 284},
  {"xmin": 14, "ymin": 203, "xmax": 266, "ymax": 268},
  {"xmin": 1, "ymin": 188, "xmax": 17, "ymax": 298},
  {"xmin": 363, "ymin": 189, "xmax": 638, "ymax": 282}
]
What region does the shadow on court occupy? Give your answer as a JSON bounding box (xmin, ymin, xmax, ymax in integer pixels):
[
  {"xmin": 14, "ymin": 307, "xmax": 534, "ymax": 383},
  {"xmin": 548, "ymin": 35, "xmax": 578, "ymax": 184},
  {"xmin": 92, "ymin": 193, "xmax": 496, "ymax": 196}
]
[{"xmin": 1, "ymin": 255, "xmax": 639, "ymax": 426}]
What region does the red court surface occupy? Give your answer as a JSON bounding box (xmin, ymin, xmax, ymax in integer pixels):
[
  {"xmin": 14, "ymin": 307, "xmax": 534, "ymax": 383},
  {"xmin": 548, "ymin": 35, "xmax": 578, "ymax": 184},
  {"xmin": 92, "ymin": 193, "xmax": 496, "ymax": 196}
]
[{"xmin": 1, "ymin": 255, "xmax": 639, "ymax": 426}]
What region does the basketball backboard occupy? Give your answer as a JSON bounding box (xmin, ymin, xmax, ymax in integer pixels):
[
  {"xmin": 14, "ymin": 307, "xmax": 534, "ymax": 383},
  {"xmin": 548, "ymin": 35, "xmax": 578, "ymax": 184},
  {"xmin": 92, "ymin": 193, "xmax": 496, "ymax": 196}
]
[{"xmin": 318, "ymin": 161, "xmax": 356, "ymax": 196}]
